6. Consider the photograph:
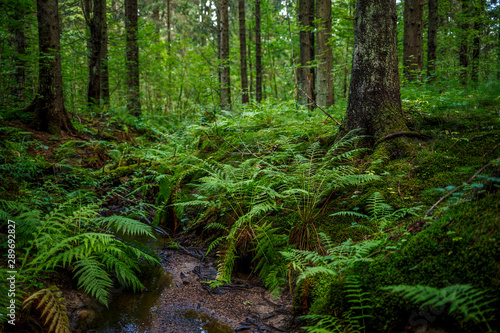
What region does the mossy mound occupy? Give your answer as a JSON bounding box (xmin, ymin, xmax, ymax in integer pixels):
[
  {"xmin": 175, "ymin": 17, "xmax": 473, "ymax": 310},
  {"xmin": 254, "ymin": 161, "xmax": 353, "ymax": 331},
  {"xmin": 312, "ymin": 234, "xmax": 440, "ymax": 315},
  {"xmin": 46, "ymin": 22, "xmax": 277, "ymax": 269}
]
[{"xmin": 311, "ymin": 189, "xmax": 499, "ymax": 332}]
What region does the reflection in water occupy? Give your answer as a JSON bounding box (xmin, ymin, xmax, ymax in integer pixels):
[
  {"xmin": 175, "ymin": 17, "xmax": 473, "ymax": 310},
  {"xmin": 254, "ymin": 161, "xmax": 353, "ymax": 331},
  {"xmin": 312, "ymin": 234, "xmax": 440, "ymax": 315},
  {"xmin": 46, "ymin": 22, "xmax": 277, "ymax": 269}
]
[
  {"xmin": 182, "ymin": 309, "xmax": 234, "ymax": 333},
  {"xmin": 93, "ymin": 265, "xmax": 173, "ymax": 332},
  {"xmin": 89, "ymin": 231, "xmax": 233, "ymax": 333}
]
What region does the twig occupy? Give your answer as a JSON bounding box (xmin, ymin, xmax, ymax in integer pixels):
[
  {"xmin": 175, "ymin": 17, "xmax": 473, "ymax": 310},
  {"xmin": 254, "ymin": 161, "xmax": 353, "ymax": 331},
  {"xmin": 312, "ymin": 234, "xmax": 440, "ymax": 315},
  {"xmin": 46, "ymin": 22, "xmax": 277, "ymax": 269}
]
[
  {"xmin": 481, "ymin": 143, "xmax": 500, "ymax": 161},
  {"xmin": 424, "ymin": 159, "xmax": 496, "ymax": 217},
  {"xmin": 398, "ymin": 180, "xmax": 404, "ymax": 202},
  {"xmin": 299, "ymin": 87, "xmax": 341, "ymax": 125}
]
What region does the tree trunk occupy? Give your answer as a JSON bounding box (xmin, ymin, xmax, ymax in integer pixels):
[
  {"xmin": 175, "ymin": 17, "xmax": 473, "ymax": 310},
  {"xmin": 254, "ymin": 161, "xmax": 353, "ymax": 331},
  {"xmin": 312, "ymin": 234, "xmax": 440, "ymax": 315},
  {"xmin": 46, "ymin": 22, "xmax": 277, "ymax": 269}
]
[
  {"xmin": 125, "ymin": 0, "xmax": 141, "ymax": 115},
  {"xmin": 255, "ymin": 0, "xmax": 262, "ymax": 103},
  {"xmin": 459, "ymin": 0, "xmax": 470, "ymax": 85},
  {"xmin": 10, "ymin": 10, "xmax": 27, "ymax": 105},
  {"xmin": 239, "ymin": 0, "xmax": 249, "ymax": 104},
  {"xmin": 26, "ymin": 0, "xmax": 73, "ymax": 135},
  {"xmin": 316, "ymin": 0, "xmax": 334, "ymax": 107},
  {"xmin": 427, "ymin": 0, "xmax": 438, "ymax": 81},
  {"xmin": 88, "ymin": 0, "xmax": 106, "ymax": 106},
  {"xmin": 248, "ymin": 25, "xmax": 253, "ymax": 97},
  {"xmin": 298, "ymin": 0, "xmax": 315, "ymax": 108},
  {"xmin": 101, "ymin": 7, "xmax": 110, "ymax": 106},
  {"xmin": 340, "ymin": 0, "xmax": 407, "ymax": 148},
  {"xmin": 403, "ymin": 0, "xmax": 424, "ymax": 81},
  {"xmin": 219, "ymin": 0, "xmax": 231, "ymax": 110},
  {"xmin": 471, "ymin": 0, "xmax": 485, "ymax": 83}
]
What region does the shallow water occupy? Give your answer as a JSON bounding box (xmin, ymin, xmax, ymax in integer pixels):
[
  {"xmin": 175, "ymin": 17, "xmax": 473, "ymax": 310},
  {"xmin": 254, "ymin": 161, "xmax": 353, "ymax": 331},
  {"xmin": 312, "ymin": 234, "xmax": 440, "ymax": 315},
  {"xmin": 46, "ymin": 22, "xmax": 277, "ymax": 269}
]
[{"xmin": 89, "ymin": 232, "xmax": 233, "ymax": 332}]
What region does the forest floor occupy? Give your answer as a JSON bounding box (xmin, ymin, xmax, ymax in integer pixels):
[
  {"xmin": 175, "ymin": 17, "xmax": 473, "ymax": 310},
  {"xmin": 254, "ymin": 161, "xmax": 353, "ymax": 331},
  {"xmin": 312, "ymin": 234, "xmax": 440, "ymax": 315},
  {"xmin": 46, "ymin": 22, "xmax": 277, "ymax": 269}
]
[{"xmin": 1, "ymin": 84, "xmax": 499, "ymax": 333}]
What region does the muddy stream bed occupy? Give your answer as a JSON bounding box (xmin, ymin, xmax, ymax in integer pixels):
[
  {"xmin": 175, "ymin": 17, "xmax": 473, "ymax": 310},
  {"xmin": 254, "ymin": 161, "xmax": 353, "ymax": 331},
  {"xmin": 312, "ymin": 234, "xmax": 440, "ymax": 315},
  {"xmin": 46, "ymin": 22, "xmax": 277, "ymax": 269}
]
[{"xmin": 66, "ymin": 232, "xmax": 293, "ymax": 333}]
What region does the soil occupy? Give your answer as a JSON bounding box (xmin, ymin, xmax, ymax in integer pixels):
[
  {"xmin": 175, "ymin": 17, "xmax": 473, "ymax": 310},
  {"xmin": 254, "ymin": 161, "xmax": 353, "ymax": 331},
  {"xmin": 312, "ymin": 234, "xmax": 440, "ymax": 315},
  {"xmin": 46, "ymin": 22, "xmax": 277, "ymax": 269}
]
[{"xmin": 149, "ymin": 246, "xmax": 294, "ymax": 332}]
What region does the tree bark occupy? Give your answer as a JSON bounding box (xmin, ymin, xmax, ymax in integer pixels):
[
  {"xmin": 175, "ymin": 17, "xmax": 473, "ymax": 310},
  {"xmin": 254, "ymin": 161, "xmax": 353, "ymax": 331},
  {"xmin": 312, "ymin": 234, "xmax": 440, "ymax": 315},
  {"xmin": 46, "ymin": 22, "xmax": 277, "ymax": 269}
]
[
  {"xmin": 316, "ymin": 0, "xmax": 334, "ymax": 107},
  {"xmin": 239, "ymin": 0, "xmax": 249, "ymax": 104},
  {"xmin": 101, "ymin": 6, "xmax": 110, "ymax": 106},
  {"xmin": 255, "ymin": 0, "xmax": 262, "ymax": 103},
  {"xmin": 9, "ymin": 9, "xmax": 27, "ymax": 105},
  {"xmin": 459, "ymin": 0, "xmax": 470, "ymax": 85},
  {"xmin": 340, "ymin": 0, "xmax": 407, "ymax": 148},
  {"xmin": 88, "ymin": 0, "xmax": 106, "ymax": 106},
  {"xmin": 125, "ymin": 0, "xmax": 141, "ymax": 115},
  {"xmin": 471, "ymin": 0, "xmax": 485, "ymax": 83},
  {"xmin": 26, "ymin": 0, "xmax": 73, "ymax": 135},
  {"xmin": 298, "ymin": 0, "xmax": 315, "ymax": 108},
  {"xmin": 427, "ymin": 0, "xmax": 438, "ymax": 81},
  {"xmin": 219, "ymin": 0, "xmax": 231, "ymax": 110},
  {"xmin": 403, "ymin": 0, "xmax": 424, "ymax": 81}
]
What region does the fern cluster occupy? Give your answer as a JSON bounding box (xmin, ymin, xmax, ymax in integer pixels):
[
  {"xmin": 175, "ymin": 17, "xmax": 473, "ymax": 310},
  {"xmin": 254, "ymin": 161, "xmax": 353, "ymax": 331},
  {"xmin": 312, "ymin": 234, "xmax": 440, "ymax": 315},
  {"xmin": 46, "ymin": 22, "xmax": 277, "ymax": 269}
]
[
  {"xmin": 173, "ymin": 130, "xmax": 379, "ymax": 286},
  {"xmin": 301, "ymin": 275, "xmax": 373, "ymax": 333},
  {"xmin": 384, "ymin": 284, "xmax": 496, "ymax": 331},
  {"xmin": 333, "ymin": 191, "xmax": 422, "ymax": 235}
]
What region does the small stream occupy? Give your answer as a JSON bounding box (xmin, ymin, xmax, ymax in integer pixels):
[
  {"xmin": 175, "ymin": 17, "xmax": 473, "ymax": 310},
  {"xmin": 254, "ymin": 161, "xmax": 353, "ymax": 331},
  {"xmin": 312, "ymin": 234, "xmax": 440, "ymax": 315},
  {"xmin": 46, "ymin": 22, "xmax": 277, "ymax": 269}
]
[{"xmin": 81, "ymin": 231, "xmax": 233, "ymax": 333}]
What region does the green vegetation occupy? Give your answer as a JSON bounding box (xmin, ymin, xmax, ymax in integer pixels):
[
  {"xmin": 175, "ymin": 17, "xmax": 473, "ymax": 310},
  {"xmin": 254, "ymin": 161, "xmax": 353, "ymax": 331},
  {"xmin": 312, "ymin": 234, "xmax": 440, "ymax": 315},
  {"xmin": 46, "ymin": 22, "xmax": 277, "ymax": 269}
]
[{"xmin": 1, "ymin": 0, "xmax": 500, "ymax": 332}]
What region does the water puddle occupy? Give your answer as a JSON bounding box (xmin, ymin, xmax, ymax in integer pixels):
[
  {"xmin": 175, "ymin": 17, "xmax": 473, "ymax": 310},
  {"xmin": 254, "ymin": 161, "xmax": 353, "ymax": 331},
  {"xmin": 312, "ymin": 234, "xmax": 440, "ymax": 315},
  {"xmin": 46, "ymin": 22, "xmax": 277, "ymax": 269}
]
[
  {"xmin": 182, "ymin": 309, "xmax": 234, "ymax": 333},
  {"xmin": 92, "ymin": 265, "xmax": 173, "ymax": 332},
  {"xmin": 83, "ymin": 230, "xmax": 233, "ymax": 332}
]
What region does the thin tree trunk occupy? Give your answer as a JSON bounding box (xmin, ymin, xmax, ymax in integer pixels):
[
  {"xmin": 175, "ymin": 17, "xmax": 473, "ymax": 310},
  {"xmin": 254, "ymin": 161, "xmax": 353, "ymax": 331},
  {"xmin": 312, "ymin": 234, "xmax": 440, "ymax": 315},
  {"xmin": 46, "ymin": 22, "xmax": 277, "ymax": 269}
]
[
  {"xmin": 459, "ymin": 0, "xmax": 470, "ymax": 85},
  {"xmin": 471, "ymin": 0, "xmax": 485, "ymax": 83},
  {"xmin": 26, "ymin": 0, "xmax": 73, "ymax": 135},
  {"xmin": 248, "ymin": 25, "xmax": 253, "ymax": 97},
  {"xmin": 88, "ymin": 0, "xmax": 106, "ymax": 106},
  {"xmin": 298, "ymin": 0, "xmax": 315, "ymax": 108},
  {"xmin": 403, "ymin": 0, "xmax": 424, "ymax": 81},
  {"xmin": 101, "ymin": 6, "xmax": 110, "ymax": 105},
  {"xmin": 341, "ymin": 0, "xmax": 407, "ymax": 147},
  {"xmin": 427, "ymin": 0, "xmax": 438, "ymax": 81},
  {"xmin": 219, "ymin": 0, "xmax": 231, "ymax": 110},
  {"xmin": 239, "ymin": 0, "xmax": 249, "ymax": 103},
  {"xmin": 10, "ymin": 11, "xmax": 27, "ymax": 104},
  {"xmin": 255, "ymin": 0, "xmax": 262, "ymax": 103},
  {"xmin": 316, "ymin": 0, "xmax": 334, "ymax": 107},
  {"xmin": 125, "ymin": 0, "xmax": 141, "ymax": 115}
]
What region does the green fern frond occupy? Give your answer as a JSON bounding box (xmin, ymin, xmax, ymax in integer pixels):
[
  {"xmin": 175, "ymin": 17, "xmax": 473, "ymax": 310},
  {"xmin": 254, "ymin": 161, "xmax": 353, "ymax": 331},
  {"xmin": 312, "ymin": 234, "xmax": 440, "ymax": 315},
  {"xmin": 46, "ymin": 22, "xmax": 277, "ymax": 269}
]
[
  {"xmin": 97, "ymin": 215, "xmax": 154, "ymax": 237},
  {"xmin": 383, "ymin": 284, "xmax": 496, "ymax": 325},
  {"xmin": 73, "ymin": 257, "xmax": 114, "ymax": 306}
]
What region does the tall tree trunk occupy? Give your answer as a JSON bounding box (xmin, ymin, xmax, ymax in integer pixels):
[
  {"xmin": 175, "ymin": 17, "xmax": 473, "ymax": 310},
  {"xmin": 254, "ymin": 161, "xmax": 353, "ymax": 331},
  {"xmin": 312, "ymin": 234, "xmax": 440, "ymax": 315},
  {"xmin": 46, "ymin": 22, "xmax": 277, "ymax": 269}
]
[
  {"xmin": 88, "ymin": 0, "xmax": 106, "ymax": 106},
  {"xmin": 239, "ymin": 0, "xmax": 249, "ymax": 103},
  {"xmin": 316, "ymin": 0, "xmax": 334, "ymax": 107},
  {"xmin": 471, "ymin": 0, "xmax": 485, "ymax": 83},
  {"xmin": 219, "ymin": 0, "xmax": 231, "ymax": 110},
  {"xmin": 459, "ymin": 0, "xmax": 470, "ymax": 85},
  {"xmin": 427, "ymin": 0, "xmax": 438, "ymax": 81},
  {"xmin": 341, "ymin": 0, "xmax": 407, "ymax": 148},
  {"xmin": 403, "ymin": 0, "xmax": 424, "ymax": 81},
  {"xmin": 248, "ymin": 25, "xmax": 253, "ymax": 97},
  {"xmin": 10, "ymin": 10, "xmax": 27, "ymax": 105},
  {"xmin": 298, "ymin": 0, "xmax": 315, "ymax": 108},
  {"xmin": 125, "ymin": 0, "xmax": 141, "ymax": 115},
  {"xmin": 255, "ymin": 0, "xmax": 262, "ymax": 103},
  {"xmin": 26, "ymin": 0, "xmax": 73, "ymax": 135},
  {"xmin": 101, "ymin": 8, "xmax": 110, "ymax": 106}
]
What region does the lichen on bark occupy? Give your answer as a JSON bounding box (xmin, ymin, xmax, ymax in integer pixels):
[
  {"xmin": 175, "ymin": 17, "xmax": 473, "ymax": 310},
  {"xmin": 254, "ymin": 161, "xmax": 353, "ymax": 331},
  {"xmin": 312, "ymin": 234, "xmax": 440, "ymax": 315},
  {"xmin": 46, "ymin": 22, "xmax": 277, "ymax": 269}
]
[{"xmin": 339, "ymin": 0, "xmax": 409, "ymax": 156}]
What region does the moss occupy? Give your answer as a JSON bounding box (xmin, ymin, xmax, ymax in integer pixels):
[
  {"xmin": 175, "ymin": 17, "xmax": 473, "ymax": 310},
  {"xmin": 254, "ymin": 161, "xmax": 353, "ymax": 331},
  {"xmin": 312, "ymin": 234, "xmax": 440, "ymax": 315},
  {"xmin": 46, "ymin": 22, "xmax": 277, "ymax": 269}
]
[{"xmin": 354, "ymin": 190, "xmax": 500, "ymax": 332}]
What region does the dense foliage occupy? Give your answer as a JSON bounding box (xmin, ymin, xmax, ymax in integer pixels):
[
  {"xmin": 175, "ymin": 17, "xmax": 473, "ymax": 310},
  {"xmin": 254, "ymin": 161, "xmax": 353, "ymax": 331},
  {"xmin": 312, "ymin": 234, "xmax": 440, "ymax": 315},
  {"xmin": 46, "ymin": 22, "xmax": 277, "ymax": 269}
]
[{"xmin": 0, "ymin": 0, "xmax": 499, "ymax": 332}]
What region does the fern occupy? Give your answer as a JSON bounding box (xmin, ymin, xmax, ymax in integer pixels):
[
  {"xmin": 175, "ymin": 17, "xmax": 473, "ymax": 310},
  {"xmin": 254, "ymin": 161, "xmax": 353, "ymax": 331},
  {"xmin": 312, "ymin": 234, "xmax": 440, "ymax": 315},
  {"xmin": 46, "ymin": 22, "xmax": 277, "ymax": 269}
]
[
  {"xmin": 73, "ymin": 257, "xmax": 114, "ymax": 305},
  {"xmin": 332, "ymin": 192, "xmax": 422, "ymax": 235},
  {"xmin": 22, "ymin": 286, "xmax": 70, "ymax": 333},
  {"xmin": 384, "ymin": 284, "xmax": 496, "ymax": 329}
]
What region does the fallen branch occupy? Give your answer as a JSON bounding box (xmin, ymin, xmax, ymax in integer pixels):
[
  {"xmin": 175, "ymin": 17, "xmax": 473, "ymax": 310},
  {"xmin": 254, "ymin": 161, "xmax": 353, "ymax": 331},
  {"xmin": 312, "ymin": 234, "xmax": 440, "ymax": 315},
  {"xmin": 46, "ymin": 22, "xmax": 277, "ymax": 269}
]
[{"xmin": 424, "ymin": 158, "xmax": 497, "ymax": 217}]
